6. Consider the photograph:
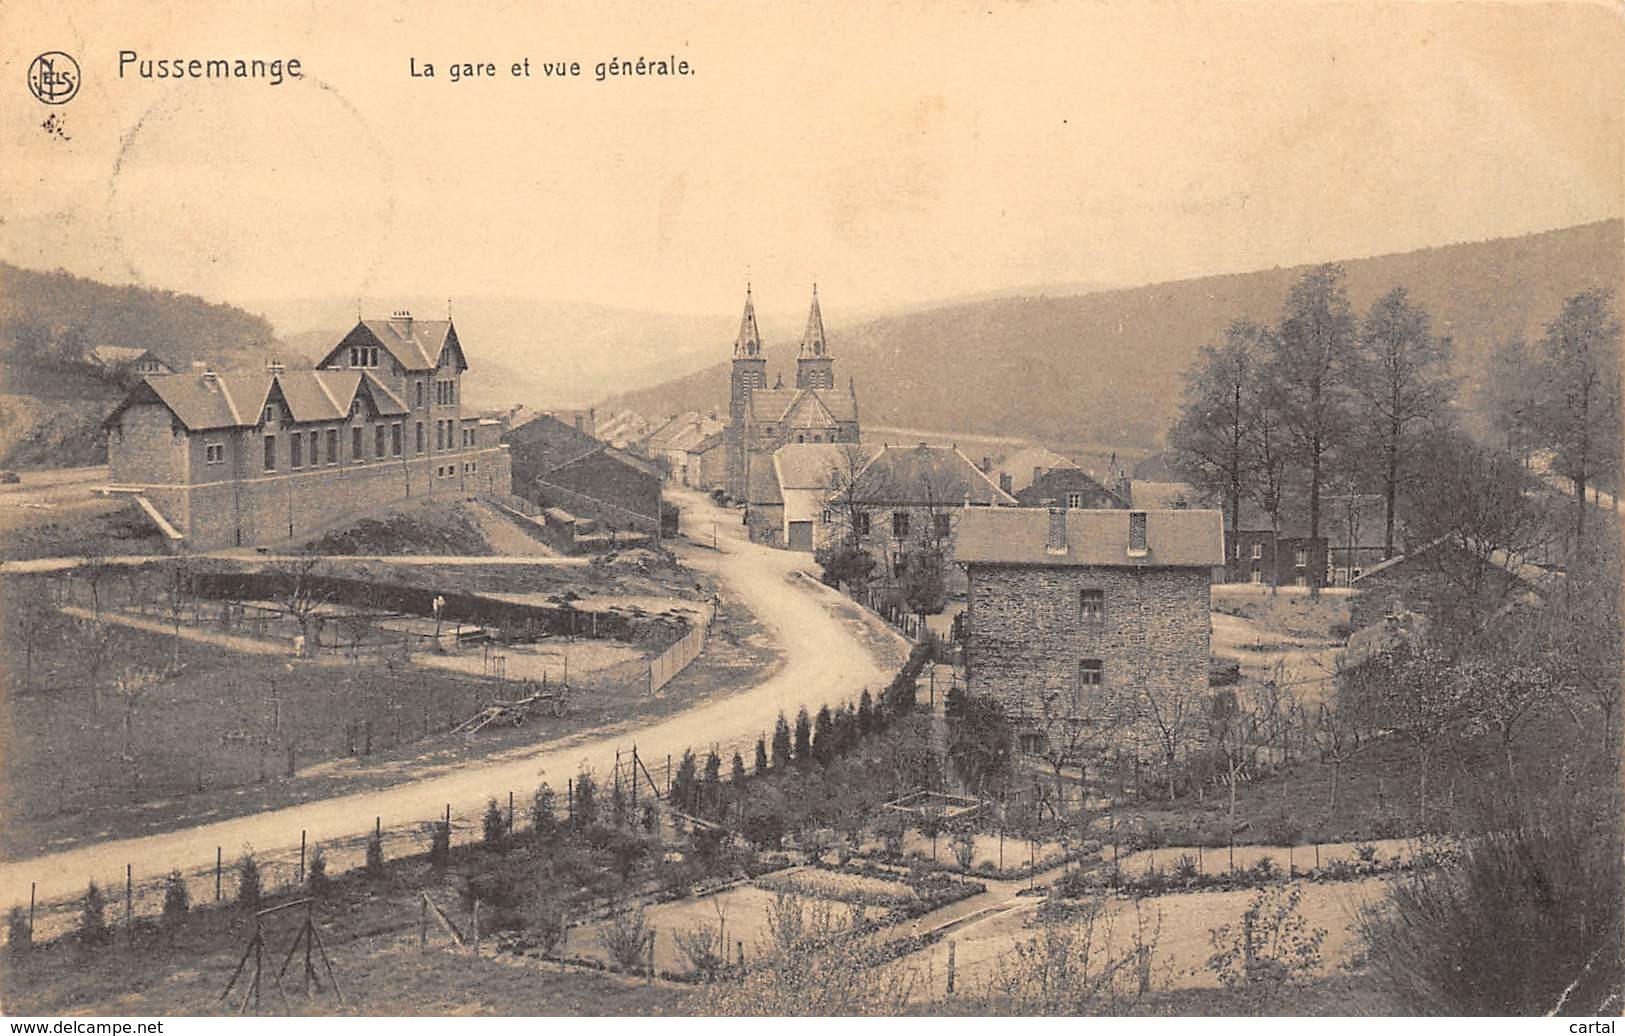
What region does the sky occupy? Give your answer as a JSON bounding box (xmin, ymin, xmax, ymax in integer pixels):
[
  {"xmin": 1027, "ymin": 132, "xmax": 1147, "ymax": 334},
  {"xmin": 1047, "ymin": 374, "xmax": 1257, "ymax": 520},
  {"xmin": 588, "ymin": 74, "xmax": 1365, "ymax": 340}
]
[{"xmin": 2, "ymin": 0, "xmax": 1621, "ymax": 319}]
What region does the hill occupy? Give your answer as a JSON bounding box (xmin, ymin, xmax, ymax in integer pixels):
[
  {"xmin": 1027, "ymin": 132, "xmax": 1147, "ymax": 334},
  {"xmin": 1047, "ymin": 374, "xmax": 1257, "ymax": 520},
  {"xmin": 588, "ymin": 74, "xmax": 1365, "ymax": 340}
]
[
  {"xmin": 597, "ymin": 220, "xmax": 1624, "ymax": 451},
  {"xmin": 0, "ymin": 263, "xmax": 281, "ymax": 467}
]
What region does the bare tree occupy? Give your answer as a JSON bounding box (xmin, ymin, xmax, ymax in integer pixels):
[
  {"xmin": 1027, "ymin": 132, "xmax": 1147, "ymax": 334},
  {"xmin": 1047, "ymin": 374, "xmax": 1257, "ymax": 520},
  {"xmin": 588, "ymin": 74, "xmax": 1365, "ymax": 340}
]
[
  {"xmin": 1142, "ymin": 685, "xmax": 1198, "ymax": 803},
  {"xmin": 1349, "ymin": 287, "xmax": 1456, "ymax": 559},
  {"xmin": 273, "ymin": 558, "xmax": 331, "ymax": 657},
  {"xmin": 1533, "ymin": 289, "xmax": 1622, "ymax": 543},
  {"xmin": 114, "ymin": 666, "xmax": 160, "ymax": 759},
  {"xmin": 1167, "ymin": 319, "xmax": 1264, "ymax": 536},
  {"xmin": 10, "ymin": 594, "xmax": 55, "ymax": 693}
]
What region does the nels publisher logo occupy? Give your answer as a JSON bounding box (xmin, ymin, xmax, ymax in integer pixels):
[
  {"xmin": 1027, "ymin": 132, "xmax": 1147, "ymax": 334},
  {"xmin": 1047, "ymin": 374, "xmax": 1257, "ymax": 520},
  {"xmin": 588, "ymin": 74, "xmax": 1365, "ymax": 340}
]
[{"xmin": 28, "ymin": 51, "xmax": 80, "ymax": 104}]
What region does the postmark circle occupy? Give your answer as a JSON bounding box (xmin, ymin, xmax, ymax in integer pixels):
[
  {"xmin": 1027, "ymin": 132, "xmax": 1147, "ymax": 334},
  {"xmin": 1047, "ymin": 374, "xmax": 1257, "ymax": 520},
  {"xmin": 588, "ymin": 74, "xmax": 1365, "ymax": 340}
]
[{"xmin": 28, "ymin": 51, "xmax": 80, "ymax": 105}]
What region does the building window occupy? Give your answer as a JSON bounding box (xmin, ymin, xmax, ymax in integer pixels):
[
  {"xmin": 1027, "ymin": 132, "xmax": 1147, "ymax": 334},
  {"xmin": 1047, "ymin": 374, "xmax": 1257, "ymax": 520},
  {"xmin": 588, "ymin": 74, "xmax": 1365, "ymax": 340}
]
[
  {"xmin": 415, "ymin": 381, "xmax": 425, "ymax": 407},
  {"xmin": 1067, "ymin": 492, "xmax": 1083, "ymax": 508},
  {"xmin": 1294, "ymin": 547, "xmax": 1307, "ymax": 568},
  {"xmin": 1250, "ymin": 569, "xmax": 1263, "ymax": 584},
  {"xmin": 391, "ymin": 422, "xmax": 402, "ymax": 457},
  {"xmin": 1079, "ymin": 659, "xmax": 1104, "ymax": 686},
  {"xmin": 436, "ymin": 421, "xmax": 445, "ymax": 450},
  {"xmin": 1079, "ymin": 589, "xmax": 1104, "ymax": 623},
  {"xmin": 205, "ymin": 441, "xmax": 224, "ymax": 465},
  {"xmin": 416, "ymin": 422, "xmax": 425, "ymax": 453},
  {"xmin": 1251, "ymin": 542, "xmax": 1263, "ymax": 560},
  {"xmin": 1233, "ymin": 541, "xmax": 1241, "ymax": 560},
  {"xmin": 934, "ymin": 512, "xmax": 952, "ymax": 540},
  {"xmin": 374, "ymin": 425, "xmax": 386, "ymax": 459},
  {"xmin": 352, "ymin": 426, "xmax": 363, "ymax": 461},
  {"xmin": 326, "ymin": 428, "xmax": 339, "ymax": 464},
  {"xmin": 1294, "ymin": 575, "xmax": 1307, "ymax": 588},
  {"xmin": 1128, "ymin": 511, "xmax": 1147, "ymax": 553},
  {"xmin": 892, "ymin": 511, "xmax": 910, "ymax": 539},
  {"xmin": 309, "ymin": 431, "xmax": 320, "ymax": 466},
  {"xmin": 263, "ymin": 406, "xmax": 276, "ymax": 425},
  {"xmin": 290, "ymin": 432, "xmax": 303, "ymax": 469},
  {"xmin": 854, "ymin": 512, "xmax": 871, "ymax": 536},
  {"xmin": 263, "ymin": 435, "xmax": 276, "ymax": 472},
  {"xmin": 821, "ymin": 509, "xmax": 833, "ymax": 525},
  {"xmin": 349, "ymin": 345, "xmax": 379, "ymax": 368},
  {"xmin": 1019, "ymin": 732, "xmax": 1045, "ymax": 755},
  {"xmin": 894, "ymin": 553, "xmax": 909, "ymax": 576}
]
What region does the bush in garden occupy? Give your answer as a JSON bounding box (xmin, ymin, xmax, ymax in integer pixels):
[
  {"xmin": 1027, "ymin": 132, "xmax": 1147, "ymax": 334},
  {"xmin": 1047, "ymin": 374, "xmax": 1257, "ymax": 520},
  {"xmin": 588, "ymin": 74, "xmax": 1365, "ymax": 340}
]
[
  {"xmin": 857, "ymin": 690, "xmax": 875, "ymax": 735},
  {"xmin": 743, "ymin": 808, "xmax": 786, "ymax": 851},
  {"xmin": 483, "ymin": 798, "xmax": 507, "ymax": 848},
  {"xmin": 429, "ymin": 819, "xmax": 451, "ymax": 869},
  {"xmin": 641, "ymin": 800, "xmax": 661, "ymax": 835},
  {"xmin": 574, "ymin": 770, "xmax": 599, "ymax": 829},
  {"xmin": 669, "ymin": 750, "xmax": 698, "ymax": 813},
  {"xmin": 79, "ymin": 881, "xmax": 110, "ymax": 947},
  {"xmin": 532, "ymin": 899, "xmax": 568, "ymax": 958},
  {"xmin": 675, "ymin": 922, "xmax": 727, "ymax": 981},
  {"xmin": 307, "ymin": 848, "xmax": 331, "ymax": 897},
  {"xmin": 159, "ymin": 869, "xmax": 190, "ymax": 929},
  {"xmin": 754, "ymin": 736, "xmax": 770, "ymax": 777},
  {"xmin": 1206, "ymin": 884, "xmax": 1326, "ymax": 1009},
  {"xmin": 236, "ymin": 855, "xmax": 262, "ymax": 911},
  {"xmin": 598, "ymin": 904, "xmax": 653, "ymax": 972},
  {"xmin": 793, "ymin": 708, "xmax": 813, "ymax": 764},
  {"xmin": 812, "ymin": 706, "xmax": 836, "ymax": 765},
  {"xmin": 1173, "ymin": 854, "xmax": 1201, "ymax": 883},
  {"xmin": 365, "ymin": 830, "xmax": 386, "ymax": 879},
  {"xmin": 610, "ymin": 779, "xmax": 630, "ymax": 828},
  {"xmin": 1250, "ymin": 857, "xmax": 1280, "ymax": 883},
  {"xmin": 772, "ymin": 714, "xmax": 793, "ymax": 771},
  {"xmin": 530, "ymin": 783, "xmax": 559, "ymax": 836},
  {"xmin": 8, "ymin": 906, "xmax": 32, "ymax": 955},
  {"xmin": 951, "ymin": 828, "xmax": 977, "ymax": 872}
]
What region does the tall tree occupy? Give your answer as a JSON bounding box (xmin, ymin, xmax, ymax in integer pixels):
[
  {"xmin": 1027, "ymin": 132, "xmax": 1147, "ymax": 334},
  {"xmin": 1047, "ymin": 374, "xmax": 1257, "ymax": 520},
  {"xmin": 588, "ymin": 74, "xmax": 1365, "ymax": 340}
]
[
  {"xmin": 1269, "ymin": 264, "xmax": 1357, "ymax": 598},
  {"xmin": 1534, "ymin": 289, "xmax": 1622, "ymax": 543},
  {"xmin": 1350, "ymin": 288, "xmax": 1456, "ymax": 558},
  {"xmin": 1167, "ymin": 319, "xmax": 1264, "ymax": 536},
  {"xmin": 1477, "ymin": 333, "xmax": 1540, "ymax": 461},
  {"xmin": 1246, "ymin": 371, "xmax": 1291, "ymax": 594}
]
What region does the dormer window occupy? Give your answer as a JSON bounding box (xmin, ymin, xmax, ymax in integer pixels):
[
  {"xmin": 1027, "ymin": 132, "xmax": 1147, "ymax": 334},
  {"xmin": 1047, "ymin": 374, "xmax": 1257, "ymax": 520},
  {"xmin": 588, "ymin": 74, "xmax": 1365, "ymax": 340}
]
[{"xmin": 348, "ymin": 346, "xmax": 380, "ymax": 368}]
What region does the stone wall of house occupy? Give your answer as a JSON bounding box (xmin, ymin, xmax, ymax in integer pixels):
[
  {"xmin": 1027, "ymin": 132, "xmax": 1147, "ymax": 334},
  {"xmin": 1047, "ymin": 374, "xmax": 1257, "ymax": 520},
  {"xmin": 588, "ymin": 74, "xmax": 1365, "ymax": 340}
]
[
  {"xmin": 1224, "ymin": 532, "xmax": 1328, "ymax": 585},
  {"xmin": 855, "ymin": 504, "xmax": 978, "ymax": 595},
  {"xmin": 965, "ymin": 561, "xmax": 1214, "ymax": 760},
  {"xmin": 746, "ymin": 503, "xmax": 785, "ymax": 546},
  {"xmin": 144, "ymin": 444, "xmax": 510, "ymax": 550},
  {"xmin": 528, "ymin": 449, "xmax": 661, "ymax": 534},
  {"xmin": 107, "ymin": 404, "xmax": 189, "ymax": 486}
]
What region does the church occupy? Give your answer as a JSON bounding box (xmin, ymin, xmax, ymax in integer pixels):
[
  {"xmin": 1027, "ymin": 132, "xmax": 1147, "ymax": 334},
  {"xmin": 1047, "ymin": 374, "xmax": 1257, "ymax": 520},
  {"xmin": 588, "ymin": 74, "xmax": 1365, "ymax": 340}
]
[{"xmin": 723, "ymin": 285, "xmax": 861, "ymax": 501}]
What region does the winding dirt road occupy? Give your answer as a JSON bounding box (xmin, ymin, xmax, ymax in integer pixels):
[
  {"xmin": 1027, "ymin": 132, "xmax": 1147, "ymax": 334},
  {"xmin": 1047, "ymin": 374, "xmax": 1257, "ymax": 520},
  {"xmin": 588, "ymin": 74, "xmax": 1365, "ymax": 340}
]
[{"xmin": 0, "ymin": 489, "xmax": 906, "ymax": 917}]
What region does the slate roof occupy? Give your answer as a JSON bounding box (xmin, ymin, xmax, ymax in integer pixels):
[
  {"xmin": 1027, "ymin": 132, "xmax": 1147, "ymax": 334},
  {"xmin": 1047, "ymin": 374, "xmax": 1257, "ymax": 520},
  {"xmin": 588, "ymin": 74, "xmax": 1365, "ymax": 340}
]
[
  {"xmin": 746, "ymin": 386, "xmax": 859, "ymax": 425},
  {"xmin": 316, "ymin": 318, "xmax": 465, "ymax": 373},
  {"xmin": 993, "ymin": 446, "xmax": 1077, "ymax": 494},
  {"xmin": 855, "ymin": 444, "xmax": 1017, "ymax": 506},
  {"xmin": 734, "ymin": 287, "xmax": 763, "ymax": 358},
  {"xmin": 799, "ymin": 288, "xmax": 828, "ymax": 357},
  {"xmin": 1128, "ymin": 480, "xmax": 1196, "ymax": 510},
  {"xmin": 105, "ymin": 369, "xmax": 406, "ymax": 432},
  {"xmin": 956, "ymin": 507, "xmax": 1225, "ymax": 567},
  {"xmin": 746, "ymin": 456, "xmax": 784, "ymax": 506},
  {"xmin": 773, "ymin": 443, "xmax": 873, "ymax": 490}
]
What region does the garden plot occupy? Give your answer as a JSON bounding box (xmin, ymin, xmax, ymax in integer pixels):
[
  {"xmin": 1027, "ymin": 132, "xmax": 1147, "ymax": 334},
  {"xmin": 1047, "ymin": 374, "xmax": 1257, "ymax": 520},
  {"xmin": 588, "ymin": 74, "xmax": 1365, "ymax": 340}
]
[
  {"xmin": 754, "ymin": 866, "xmax": 919, "ymax": 906},
  {"xmin": 851, "ymin": 832, "xmax": 1069, "ymax": 874},
  {"xmin": 562, "ymin": 882, "xmax": 877, "ymax": 975},
  {"xmin": 900, "ymin": 876, "xmax": 1389, "ymax": 1000},
  {"xmin": 411, "ymin": 638, "xmax": 649, "ymax": 684},
  {"xmin": 1112, "ymin": 837, "xmax": 1419, "ymax": 880}
]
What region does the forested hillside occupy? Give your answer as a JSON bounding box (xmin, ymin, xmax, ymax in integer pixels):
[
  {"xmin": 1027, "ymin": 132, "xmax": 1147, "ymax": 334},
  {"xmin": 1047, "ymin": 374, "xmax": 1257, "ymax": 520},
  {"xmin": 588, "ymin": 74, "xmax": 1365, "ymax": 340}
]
[{"xmin": 600, "ymin": 220, "xmax": 1623, "ymax": 451}]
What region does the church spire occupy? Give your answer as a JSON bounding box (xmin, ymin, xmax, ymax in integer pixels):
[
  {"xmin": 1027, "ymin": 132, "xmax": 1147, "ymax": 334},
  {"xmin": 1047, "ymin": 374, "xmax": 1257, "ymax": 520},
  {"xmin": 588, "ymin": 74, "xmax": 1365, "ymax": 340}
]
[
  {"xmin": 798, "ymin": 283, "xmax": 828, "ymax": 358},
  {"xmin": 733, "ymin": 283, "xmax": 763, "ymax": 358}
]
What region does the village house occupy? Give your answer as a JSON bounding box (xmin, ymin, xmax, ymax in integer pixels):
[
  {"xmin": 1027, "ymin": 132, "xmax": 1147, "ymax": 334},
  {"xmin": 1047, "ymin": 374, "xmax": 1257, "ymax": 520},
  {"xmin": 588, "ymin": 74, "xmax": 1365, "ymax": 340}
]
[
  {"xmin": 643, "ymin": 410, "xmax": 727, "ymax": 489},
  {"xmin": 1223, "ymin": 502, "xmax": 1330, "ymax": 587},
  {"xmin": 101, "ymin": 310, "xmax": 511, "ymax": 549},
  {"xmin": 1015, "ymin": 462, "xmax": 1129, "ymax": 510},
  {"xmin": 744, "ymin": 442, "xmax": 865, "ymax": 550},
  {"xmin": 89, "ymin": 346, "xmax": 174, "ymax": 377},
  {"xmin": 504, "ymin": 412, "xmax": 668, "ymax": 537},
  {"xmin": 957, "ymin": 506, "xmax": 1225, "ymax": 758}
]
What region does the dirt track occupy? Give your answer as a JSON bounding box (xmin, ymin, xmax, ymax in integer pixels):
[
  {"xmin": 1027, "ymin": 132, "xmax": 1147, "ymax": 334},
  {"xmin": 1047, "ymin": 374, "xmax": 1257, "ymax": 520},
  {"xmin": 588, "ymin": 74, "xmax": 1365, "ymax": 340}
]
[{"xmin": 0, "ymin": 489, "xmax": 907, "ymax": 915}]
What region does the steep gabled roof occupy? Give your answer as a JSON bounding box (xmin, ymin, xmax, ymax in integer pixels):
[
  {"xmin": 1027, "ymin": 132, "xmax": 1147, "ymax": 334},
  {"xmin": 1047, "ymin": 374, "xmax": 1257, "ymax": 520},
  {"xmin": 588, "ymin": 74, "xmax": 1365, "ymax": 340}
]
[
  {"xmin": 318, "ymin": 318, "xmax": 465, "ymax": 373},
  {"xmin": 772, "ymin": 443, "xmax": 873, "ymax": 490},
  {"xmin": 104, "ymin": 367, "xmax": 408, "ymax": 432},
  {"xmin": 957, "ymin": 507, "xmax": 1225, "ymax": 568},
  {"xmin": 855, "ymin": 444, "xmax": 1018, "ymax": 506},
  {"xmin": 733, "ymin": 287, "xmax": 763, "ymax": 359},
  {"xmin": 798, "ymin": 286, "xmax": 828, "ymax": 358},
  {"xmin": 993, "ymin": 446, "xmax": 1077, "ymax": 494}
]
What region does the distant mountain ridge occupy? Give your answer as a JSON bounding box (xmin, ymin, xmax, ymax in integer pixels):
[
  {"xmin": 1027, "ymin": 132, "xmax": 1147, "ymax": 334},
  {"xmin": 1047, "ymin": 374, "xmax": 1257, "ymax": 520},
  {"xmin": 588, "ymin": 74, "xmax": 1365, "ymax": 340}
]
[{"xmin": 597, "ymin": 220, "xmax": 1624, "ymax": 452}]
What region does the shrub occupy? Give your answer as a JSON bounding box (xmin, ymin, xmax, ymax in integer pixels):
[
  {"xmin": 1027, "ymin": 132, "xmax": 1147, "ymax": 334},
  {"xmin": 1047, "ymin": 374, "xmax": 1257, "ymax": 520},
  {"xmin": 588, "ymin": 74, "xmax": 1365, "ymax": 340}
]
[
  {"xmin": 307, "ymin": 847, "xmax": 331, "ymax": 897},
  {"xmin": 1173, "ymin": 854, "xmax": 1200, "ymax": 883},
  {"xmin": 365, "ymin": 830, "xmax": 386, "ymax": 879},
  {"xmin": 429, "ymin": 819, "xmax": 451, "ymax": 868},
  {"xmin": 463, "ymin": 868, "xmax": 526, "ymax": 936},
  {"xmin": 1356, "ymin": 811, "xmax": 1622, "ymax": 1014},
  {"xmin": 7, "ymin": 906, "xmax": 31, "ymax": 956},
  {"xmin": 950, "ymin": 829, "xmax": 977, "ymax": 872},
  {"xmin": 531, "ymin": 900, "xmax": 568, "ymax": 958},
  {"xmin": 674, "ymin": 923, "xmax": 727, "ymax": 981},
  {"xmin": 1206, "ymin": 884, "xmax": 1326, "ymax": 1010},
  {"xmin": 574, "ymin": 770, "xmax": 599, "ymax": 829},
  {"xmin": 598, "ymin": 904, "xmax": 652, "ymax": 972},
  {"xmin": 236, "ymin": 855, "xmax": 262, "ymax": 911},
  {"xmin": 531, "ymin": 783, "xmax": 559, "ymax": 835},
  {"xmin": 162, "ymin": 870, "xmax": 190, "ymax": 926},
  {"xmin": 1250, "ymin": 857, "xmax": 1280, "ymax": 883},
  {"xmin": 483, "ymin": 798, "xmax": 507, "ymax": 848},
  {"xmin": 79, "ymin": 881, "xmax": 110, "ymax": 947},
  {"xmin": 1354, "ymin": 842, "xmax": 1379, "ymax": 866}
]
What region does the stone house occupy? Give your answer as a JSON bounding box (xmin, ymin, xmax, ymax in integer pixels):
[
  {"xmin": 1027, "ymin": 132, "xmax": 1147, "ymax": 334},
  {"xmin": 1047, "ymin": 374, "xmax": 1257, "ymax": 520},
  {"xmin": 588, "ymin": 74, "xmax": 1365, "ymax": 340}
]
[
  {"xmin": 957, "ymin": 506, "xmax": 1225, "ymax": 760},
  {"xmin": 1015, "ymin": 463, "xmax": 1129, "ymax": 510},
  {"xmin": 504, "ymin": 412, "xmax": 666, "ymax": 536},
  {"xmin": 101, "ymin": 311, "xmax": 510, "ymax": 550}
]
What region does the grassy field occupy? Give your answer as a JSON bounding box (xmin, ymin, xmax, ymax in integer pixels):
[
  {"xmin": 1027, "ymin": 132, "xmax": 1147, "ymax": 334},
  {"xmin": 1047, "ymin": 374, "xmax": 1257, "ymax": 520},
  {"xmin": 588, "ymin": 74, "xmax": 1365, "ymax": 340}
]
[{"xmin": 0, "ymin": 551, "xmax": 774, "ymax": 860}]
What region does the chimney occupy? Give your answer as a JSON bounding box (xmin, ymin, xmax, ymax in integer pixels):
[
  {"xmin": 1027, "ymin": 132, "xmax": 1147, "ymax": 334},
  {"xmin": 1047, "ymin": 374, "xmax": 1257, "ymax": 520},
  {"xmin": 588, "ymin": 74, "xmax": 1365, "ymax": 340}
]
[
  {"xmin": 999, "ymin": 473, "xmax": 1012, "ymax": 494},
  {"xmin": 201, "ymin": 367, "xmax": 218, "ymax": 388},
  {"xmin": 575, "ymin": 413, "xmax": 585, "ymax": 432},
  {"xmin": 390, "ymin": 308, "xmax": 413, "ymax": 335},
  {"xmin": 1033, "ymin": 466, "xmax": 1044, "ymax": 487},
  {"xmin": 981, "ymin": 456, "xmax": 991, "ymax": 473},
  {"xmin": 265, "ymin": 358, "xmax": 284, "ymax": 375},
  {"xmin": 1046, "ymin": 507, "xmax": 1069, "ymax": 555},
  {"xmin": 1128, "ymin": 511, "xmax": 1148, "ymax": 556}
]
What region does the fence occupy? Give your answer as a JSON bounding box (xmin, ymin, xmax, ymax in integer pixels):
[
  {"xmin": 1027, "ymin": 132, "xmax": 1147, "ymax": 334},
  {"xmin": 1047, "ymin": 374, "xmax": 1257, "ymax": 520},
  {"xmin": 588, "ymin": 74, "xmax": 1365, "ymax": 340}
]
[{"xmin": 647, "ymin": 606, "xmax": 710, "ymax": 694}]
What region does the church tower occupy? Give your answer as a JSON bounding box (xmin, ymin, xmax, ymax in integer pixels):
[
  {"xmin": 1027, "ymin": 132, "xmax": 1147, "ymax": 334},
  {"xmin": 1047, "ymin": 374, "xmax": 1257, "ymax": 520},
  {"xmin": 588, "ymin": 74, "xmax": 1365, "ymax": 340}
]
[
  {"xmin": 729, "ymin": 285, "xmax": 768, "ymax": 422},
  {"xmin": 795, "ymin": 285, "xmax": 834, "ymax": 390}
]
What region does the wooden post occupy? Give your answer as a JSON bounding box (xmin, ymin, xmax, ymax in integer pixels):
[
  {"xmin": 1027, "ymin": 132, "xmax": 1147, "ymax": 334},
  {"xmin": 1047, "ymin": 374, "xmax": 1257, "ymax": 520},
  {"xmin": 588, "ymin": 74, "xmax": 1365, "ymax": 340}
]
[
  {"xmin": 508, "ymin": 791, "xmax": 515, "ymax": 834},
  {"xmin": 947, "ymin": 939, "xmax": 956, "ymax": 995},
  {"xmin": 420, "ymin": 894, "xmax": 428, "ymax": 949},
  {"xmin": 567, "ymin": 778, "xmax": 574, "ymax": 822},
  {"xmin": 125, "ymin": 863, "xmax": 133, "ymax": 940},
  {"xmin": 376, "ymin": 816, "xmax": 382, "ymax": 838},
  {"xmin": 28, "ymin": 882, "xmax": 36, "ymax": 943},
  {"xmin": 646, "ymin": 928, "xmax": 655, "ymax": 984},
  {"xmin": 299, "ymin": 830, "xmax": 307, "ymax": 883},
  {"xmin": 216, "ymin": 847, "xmax": 223, "ymax": 900},
  {"xmin": 473, "ymin": 899, "xmax": 481, "ymax": 954}
]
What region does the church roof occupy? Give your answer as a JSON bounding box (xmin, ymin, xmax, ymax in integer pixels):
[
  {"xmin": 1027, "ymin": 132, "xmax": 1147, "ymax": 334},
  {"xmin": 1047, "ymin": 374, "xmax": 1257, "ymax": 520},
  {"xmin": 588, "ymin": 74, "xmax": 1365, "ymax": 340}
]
[
  {"xmin": 798, "ymin": 286, "xmax": 828, "ymax": 358},
  {"xmin": 733, "ymin": 287, "xmax": 763, "ymax": 358}
]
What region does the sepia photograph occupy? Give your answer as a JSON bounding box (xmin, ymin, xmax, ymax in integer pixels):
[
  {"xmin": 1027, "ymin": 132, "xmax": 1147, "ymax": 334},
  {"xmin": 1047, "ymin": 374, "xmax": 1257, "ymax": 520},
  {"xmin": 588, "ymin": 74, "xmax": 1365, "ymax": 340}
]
[{"xmin": 0, "ymin": 0, "xmax": 1621, "ymax": 1022}]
